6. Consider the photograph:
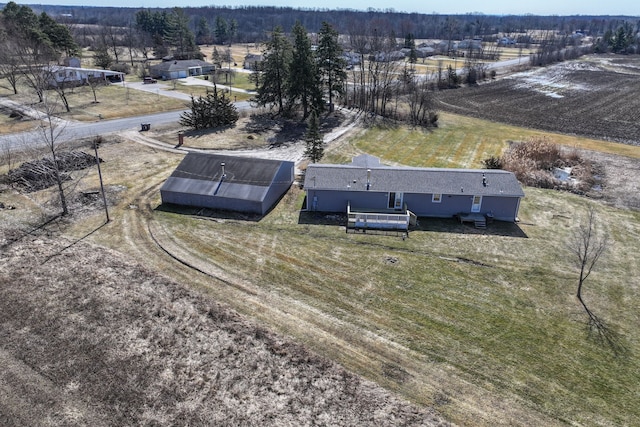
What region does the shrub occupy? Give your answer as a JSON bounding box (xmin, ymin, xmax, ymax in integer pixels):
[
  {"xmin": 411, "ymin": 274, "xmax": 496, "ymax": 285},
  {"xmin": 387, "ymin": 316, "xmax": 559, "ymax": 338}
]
[
  {"xmin": 110, "ymin": 63, "xmax": 130, "ymax": 74},
  {"xmin": 482, "ymin": 155, "xmax": 503, "ymax": 169},
  {"xmin": 501, "ymin": 137, "xmax": 595, "ymax": 193}
]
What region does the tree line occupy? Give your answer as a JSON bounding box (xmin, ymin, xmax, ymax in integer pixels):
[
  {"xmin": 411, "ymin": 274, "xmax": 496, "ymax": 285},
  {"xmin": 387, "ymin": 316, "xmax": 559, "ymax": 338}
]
[{"xmin": 33, "ymin": 4, "xmax": 640, "ymax": 45}]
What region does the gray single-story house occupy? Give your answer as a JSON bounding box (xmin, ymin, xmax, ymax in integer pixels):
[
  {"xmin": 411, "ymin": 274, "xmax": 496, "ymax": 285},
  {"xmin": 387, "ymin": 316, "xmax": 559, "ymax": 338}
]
[
  {"xmin": 150, "ymin": 59, "xmax": 215, "ymax": 80},
  {"xmin": 160, "ymin": 153, "xmax": 294, "ymax": 215},
  {"xmin": 43, "ymin": 65, "xmax": 124, "ymax": 87},
  {"xmin": 303, "ymin": 154, "xmax": 525, "ymax": 222}
]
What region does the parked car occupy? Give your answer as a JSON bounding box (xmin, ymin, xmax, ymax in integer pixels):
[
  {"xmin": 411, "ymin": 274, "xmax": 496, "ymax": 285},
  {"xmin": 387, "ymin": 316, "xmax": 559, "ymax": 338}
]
[{"xmin": 143, "ymin": 76, "xmax": 157, "ymax": 84}]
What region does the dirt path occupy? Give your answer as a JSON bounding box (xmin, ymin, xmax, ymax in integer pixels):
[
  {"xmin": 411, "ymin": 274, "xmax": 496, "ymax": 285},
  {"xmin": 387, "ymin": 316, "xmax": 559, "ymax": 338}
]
[{"xmin": 121, "ymin": 107, "xmax": 364, "ymax": 175}]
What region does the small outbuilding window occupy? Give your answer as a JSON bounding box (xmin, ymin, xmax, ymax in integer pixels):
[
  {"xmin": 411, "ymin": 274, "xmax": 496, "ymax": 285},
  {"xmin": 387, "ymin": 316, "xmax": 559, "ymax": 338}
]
[{"xmin": 432, "ymin": 193, "xmax": 442, "ymax": 203}]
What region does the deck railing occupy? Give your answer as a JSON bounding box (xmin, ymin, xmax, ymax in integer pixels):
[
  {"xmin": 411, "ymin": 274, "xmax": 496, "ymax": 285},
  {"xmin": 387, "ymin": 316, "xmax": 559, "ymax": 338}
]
[{"xmin": 347, "ymin": 202, "xmax": 411, "ymax": 233}]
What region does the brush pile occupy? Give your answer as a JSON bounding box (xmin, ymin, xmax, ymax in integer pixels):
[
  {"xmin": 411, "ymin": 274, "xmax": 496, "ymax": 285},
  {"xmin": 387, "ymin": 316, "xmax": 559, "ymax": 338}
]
[{"xmin": 7, "ymin": 151, "xmax": 98, "ymax": 192}]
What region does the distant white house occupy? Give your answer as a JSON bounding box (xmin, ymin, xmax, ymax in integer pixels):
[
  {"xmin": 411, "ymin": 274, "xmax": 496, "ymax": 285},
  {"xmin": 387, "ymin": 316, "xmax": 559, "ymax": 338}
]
[{"xmin": 43, "ymin": 65, "xmax": 124, "ymax": 87}]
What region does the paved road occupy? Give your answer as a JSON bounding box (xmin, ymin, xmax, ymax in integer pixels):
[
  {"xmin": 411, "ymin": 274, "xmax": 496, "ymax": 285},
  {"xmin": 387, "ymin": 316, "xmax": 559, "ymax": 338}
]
[
  {"xmin": 0, "ymin": 80, "xmax": 251, "ymax": 153},
  {"xmin": 0, "ymin": 109, "xmax": 186, "ymax": 152}
]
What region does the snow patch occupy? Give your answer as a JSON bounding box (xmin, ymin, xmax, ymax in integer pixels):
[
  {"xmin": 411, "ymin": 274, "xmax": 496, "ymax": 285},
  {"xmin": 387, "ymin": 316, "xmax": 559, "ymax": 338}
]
[{"xmin": 507, "ymin": 62, "xmax": 595, "ymax": 97}]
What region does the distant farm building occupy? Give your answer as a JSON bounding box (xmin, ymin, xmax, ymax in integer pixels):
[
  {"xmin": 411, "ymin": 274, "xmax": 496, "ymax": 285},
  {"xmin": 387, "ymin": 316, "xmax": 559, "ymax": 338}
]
[
  {"xmin": 243, "ymin": 54, "xmax": 263, "ymax": 70},
  {"xmin": 160, "ymin": 153, "xmax": 295, "ymax": 215},
  {"xmin": 150, "ymin": 59, "xmax": 215, "ymax": 80}
]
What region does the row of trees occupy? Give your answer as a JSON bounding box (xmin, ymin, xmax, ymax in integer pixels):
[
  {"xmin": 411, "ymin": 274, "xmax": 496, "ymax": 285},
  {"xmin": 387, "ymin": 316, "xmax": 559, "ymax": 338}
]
[
  {"xmin": 594, "ymin": 23, "xmax": 640, "ymax": 54},
  {"xmin": 253, "ymin": 21, "xmax": 346, "ymax": 120},
  {"xmin": 252, "ymin": 21, "xmax": 440, "ymax": 128},
  {"xmin": 135, "ymin": 8, "xmax": 201, "ymax": 60},
  {"xmin": 37, "ymin": 3, "xmax": 640, "ymax": 45},
  {"xmin": 195, "ymin": 16, "xmax": 238, "ymax": 46}
]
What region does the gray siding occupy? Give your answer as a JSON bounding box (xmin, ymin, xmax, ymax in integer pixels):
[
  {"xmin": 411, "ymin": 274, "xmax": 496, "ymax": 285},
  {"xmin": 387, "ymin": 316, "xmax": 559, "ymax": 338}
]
[
  {"xmin": 304, "ymin": 155, "xmax": 524, "ymax": 222},
  {"xmin": 307, "ymin": 190, "xmax": 521, "ymax": 221},
  {"xmin": 161, "ymin": 189, "xmax": 263, "ymax": 214}
]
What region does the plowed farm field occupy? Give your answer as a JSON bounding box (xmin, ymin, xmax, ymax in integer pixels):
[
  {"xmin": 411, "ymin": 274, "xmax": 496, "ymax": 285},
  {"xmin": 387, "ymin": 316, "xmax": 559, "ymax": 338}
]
[{"xmin": 436, "ymin": 54, "xmax": 640, "ymax": 145}]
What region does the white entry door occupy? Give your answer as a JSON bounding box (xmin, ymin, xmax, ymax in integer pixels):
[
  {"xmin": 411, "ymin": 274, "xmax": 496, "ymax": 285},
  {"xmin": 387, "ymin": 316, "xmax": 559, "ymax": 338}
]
[{"xmin": 471, "ymin": 195, "xmax": 482, "ymax": 212}]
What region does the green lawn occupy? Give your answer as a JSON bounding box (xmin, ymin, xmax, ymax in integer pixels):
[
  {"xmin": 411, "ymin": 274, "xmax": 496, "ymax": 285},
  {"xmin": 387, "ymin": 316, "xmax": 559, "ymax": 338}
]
[{"xmin": 340, "ymin": 112, "xmax": 640, "ymax": 168}]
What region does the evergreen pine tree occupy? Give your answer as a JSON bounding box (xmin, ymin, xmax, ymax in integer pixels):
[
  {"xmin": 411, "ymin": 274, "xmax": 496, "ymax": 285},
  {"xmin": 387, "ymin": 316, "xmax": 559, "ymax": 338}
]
[
  {"xmin": 180, "ymin": 84, "xmax": 238, "ymax": 130},
  {"xmin": 304, "ymin": 110, "xmax": 323, "ymax": 163},
  {"xmin": 254, "ymin": 26, "xmax": 291, "ymax": 115},
  {"xmin": 317, "ymin": 21, "xmax": 347, "ymax": 112},
  {"xmin": 288, "ymin": 21, "xmax": 320, "ymax": 118}
]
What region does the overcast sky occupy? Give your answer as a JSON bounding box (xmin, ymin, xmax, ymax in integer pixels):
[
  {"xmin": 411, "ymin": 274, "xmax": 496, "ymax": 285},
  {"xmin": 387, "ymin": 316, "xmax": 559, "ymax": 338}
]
[{"xmin": 14, "ymin": 0, "xmax": 640, "ymax": 16}]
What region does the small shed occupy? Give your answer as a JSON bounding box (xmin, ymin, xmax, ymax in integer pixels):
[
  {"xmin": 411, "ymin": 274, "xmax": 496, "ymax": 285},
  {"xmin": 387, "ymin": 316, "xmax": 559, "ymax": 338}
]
[
  {"xmin": 160, "ymin": 153, "xmax": 294, "ymax": 215},
  {"xmin": 243, "ymin": 54, "xmax": 263, "ymax": 70}
]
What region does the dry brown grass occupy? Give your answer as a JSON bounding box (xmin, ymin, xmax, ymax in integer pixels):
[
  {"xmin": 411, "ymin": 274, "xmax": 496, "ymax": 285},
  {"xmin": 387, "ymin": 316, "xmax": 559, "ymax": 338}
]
[{"xmin": 0, "ymin": 231, "xmax": 448, "ymax": 426}]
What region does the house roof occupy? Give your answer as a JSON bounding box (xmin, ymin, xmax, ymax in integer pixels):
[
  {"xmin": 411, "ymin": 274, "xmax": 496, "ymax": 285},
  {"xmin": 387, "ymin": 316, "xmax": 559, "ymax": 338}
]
[
  {"xmin": 43, "ymin": 65, "xmax": 124, "ymax": 77},
  {"xmin": 304, "ymin": 154, "xmax": 525, "ymax": 197},
  {"xmin": 161, "ymin": 153, "xmax": 293, "ymax": 203},
  {"xmin": 150, "ymin": 59, "xmax": 214, "ymax": 73}
]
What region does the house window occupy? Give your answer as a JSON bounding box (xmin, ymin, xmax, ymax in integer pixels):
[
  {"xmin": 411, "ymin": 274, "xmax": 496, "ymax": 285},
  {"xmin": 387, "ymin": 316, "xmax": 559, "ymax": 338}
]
[
  {"xmin": 471, "ymin": 195, "xmax": 482, "ymax": 212},
  {"xmin": 432, "ymin": 193, "xmax": 442, "ymax": 203}
]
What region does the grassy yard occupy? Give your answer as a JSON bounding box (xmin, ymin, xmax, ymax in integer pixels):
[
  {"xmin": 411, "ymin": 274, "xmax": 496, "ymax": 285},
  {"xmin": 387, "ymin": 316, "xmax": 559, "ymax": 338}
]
[
  {"xmin": 141, "ymin": 185, "xmax": 640, "ymax": 426},
  {"xmin": 50, "ymin": 111, "xmax": 640, "ymax": 426},
  {"xmin": 164, "ymin": 75, "xmax": 254, "ymax": 102},
  {"xmin": 0, "ymin": 80, "xmax": 187, "ymax": 125},
  {"xmin": 339, "ymin": 112, "xmax": 640, "ymax": 168}
]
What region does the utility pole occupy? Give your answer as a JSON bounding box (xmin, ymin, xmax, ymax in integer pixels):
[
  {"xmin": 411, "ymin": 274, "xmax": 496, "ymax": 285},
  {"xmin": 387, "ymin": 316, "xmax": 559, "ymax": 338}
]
[{"xmin": 93, "ymin": 136, "xmax": 110, "ymax": 223}]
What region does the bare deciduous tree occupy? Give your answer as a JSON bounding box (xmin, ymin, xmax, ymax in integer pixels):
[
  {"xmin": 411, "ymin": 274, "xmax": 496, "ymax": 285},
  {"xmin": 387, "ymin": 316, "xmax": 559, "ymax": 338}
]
[
  {"xmin": 569, "ymin": 206, "xmax": 624, "ymax": 354},
  {"xmin": 36, "ymin": 94, "xmax": 69, "ymax": 216}
]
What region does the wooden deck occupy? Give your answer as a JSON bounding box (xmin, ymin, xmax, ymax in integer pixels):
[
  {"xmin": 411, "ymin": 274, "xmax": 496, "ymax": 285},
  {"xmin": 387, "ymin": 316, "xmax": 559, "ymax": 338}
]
[{"xmin": 346, "ymin": 203, "xmax": 415, "ymax": 238}]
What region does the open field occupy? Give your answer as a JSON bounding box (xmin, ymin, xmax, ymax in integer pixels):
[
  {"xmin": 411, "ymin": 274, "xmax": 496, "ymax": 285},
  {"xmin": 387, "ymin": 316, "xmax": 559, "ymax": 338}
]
[
  {"xmin": 2, "ymin": 53, "xmax": 640, "ymax": 426},
  {"xmin": 436, "ymin": 54, "xmax": 640, "ymax": 146}
]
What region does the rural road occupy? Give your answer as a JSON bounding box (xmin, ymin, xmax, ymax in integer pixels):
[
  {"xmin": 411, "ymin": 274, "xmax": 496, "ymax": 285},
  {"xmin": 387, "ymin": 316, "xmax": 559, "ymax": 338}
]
[
  {"xmin": 0, "ymin": 77, "xmax": 251, "ymax": 153},
  {"xmin": 0, "ymin": 109, "xmax": 185, "ymax": 152}
]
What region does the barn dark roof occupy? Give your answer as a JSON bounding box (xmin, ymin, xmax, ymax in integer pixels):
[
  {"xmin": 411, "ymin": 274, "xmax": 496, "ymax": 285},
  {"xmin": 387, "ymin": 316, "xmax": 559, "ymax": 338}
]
[
  {"xmin": 304, "ymin": 154, "xmax": 524, "ymax": 197},
  {"xmin": 161, "ymin": 153, "xmax": 292, "ymax": 203}
]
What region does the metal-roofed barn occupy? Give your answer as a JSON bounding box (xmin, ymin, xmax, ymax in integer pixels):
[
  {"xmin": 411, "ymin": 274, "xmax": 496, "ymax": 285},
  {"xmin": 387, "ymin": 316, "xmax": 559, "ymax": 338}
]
[{"xmin": 160, "ymin": 153, "xmax": 294, "ymax": 215}]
